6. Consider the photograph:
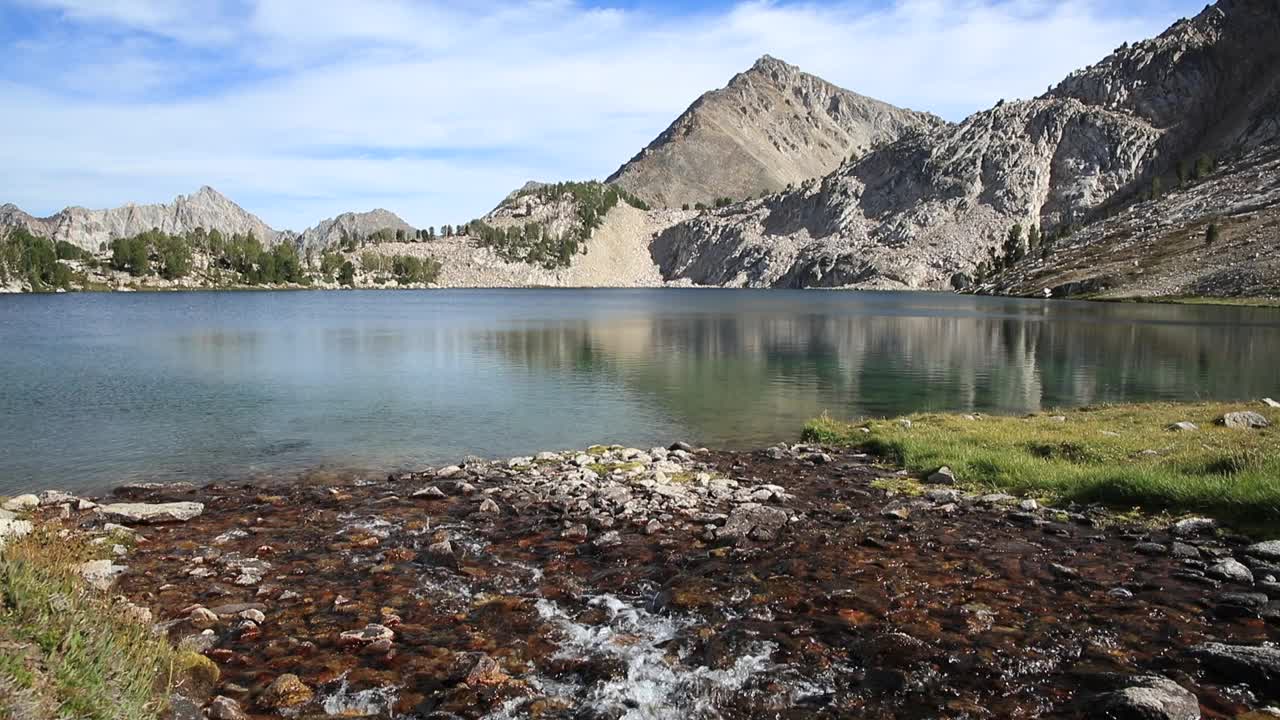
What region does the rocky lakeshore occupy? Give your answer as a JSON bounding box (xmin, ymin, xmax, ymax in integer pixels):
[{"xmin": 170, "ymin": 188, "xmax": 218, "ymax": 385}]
[{"xmin": 4, "ymin": 443, "xmax": 1280, "ymax": 719}]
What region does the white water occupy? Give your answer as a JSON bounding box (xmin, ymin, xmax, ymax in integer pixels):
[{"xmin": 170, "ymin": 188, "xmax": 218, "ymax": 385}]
[{"xmin": 503, "ymin": 594, "xmax": 777, "ymax": 719}]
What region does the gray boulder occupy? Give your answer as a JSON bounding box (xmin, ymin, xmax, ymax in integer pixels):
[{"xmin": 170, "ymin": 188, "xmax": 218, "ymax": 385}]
[
  {"xmin": 98, "ymin": 502, "xmax": 204, "ymax": 524},
  {"xmin": 1206, "ymin": 558, "xmax": 1254, "ymax": 584},
  {"xmin": 1089, "ymin": 675, "xmax": 1200, "ymax": 720},
  {"xmin": 1192, "ymin": 642, "xmax": 1280, "ymax": 696},
  {"xmin": 1247, "ymin": 540, "xmax": 1280, "ymax": 562},
  {"xmin": 1217, "ymin": 411, "xmax": 1271, "ymax": 429}
]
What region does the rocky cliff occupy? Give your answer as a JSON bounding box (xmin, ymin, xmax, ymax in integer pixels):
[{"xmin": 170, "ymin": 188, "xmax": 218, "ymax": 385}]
[
  {"xmin": 607, "ymin": 55, "xmax": 944, "ymax": 210},
  {"xmin": 651, "ymin": 0, "xmax": 1280, "ymax": 290},
  {"xmin": 0, "ymin": 187, "xmax": 288, "ymax": 251}
]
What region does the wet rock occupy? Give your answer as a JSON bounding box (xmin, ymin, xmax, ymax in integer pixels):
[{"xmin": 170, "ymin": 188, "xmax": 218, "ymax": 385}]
[
  {"xmin": 239, "ymin": 608, "xmax": 266, "ymax": 624},
  {"xmin": 436, "ymin": 465, "xmax": 463, "ymax": 479},
  {"xmin": 717, "ymin": 503, "xmax": 789, "ymax": 542},
  {"xmin": 644, "ymin": 519, "xmax": 663, "ymax": 535},
  {"xmin": 1109, "ymin": 588, "xmax": 1135, "ymax": 599},
  {"xmin": 1206, "ymin": 558, "xmax": 1254, "ymax": 584},
  {"xmin": 1135, "ymin": 542, "xmax": 1167, "ymax": 556},
  {"xmin": 669, "ymin": 441, "xmax": 696, "ymax": 453},
  {"xmin": 412, "ymin": 486, "xmax": 447, "ymax": 499},
  {"xmin": 476, "ymin": 498, "xmax": 501, "ymax": 515},
  {"xmin": 593, "ymin": 530, "xmax": 622, "ymax": 548},
  {"xmin": 1170, "ymin": 542, "xmax": 1201, "ymax": 559},
  {"xmin": 926, "ymin": 466, "xmax": 956, "ymax": 485},
  {"xmin": 207, "ymin": 695, "xmax": 248, "ymax": 720},
  {"xmin": 1248, "ymin": 541, "xmax": 1280, "ymax": 562},
  {"xmin": 1, "ymin": 494, "xmax": 38, "ymax": 512},
  {"xmin": 881, "ymin": 505, "xmax": 912, "ymax": 520},
  {"xmin": 1218, "ymin": 411, "xmax": 1270, "ymax": 429},
  {"xmin": 1171, "ymin": 517, "xmax": 1216, "ymax": 537},
  {"xmin": 424, "ymin": 539, "xmax": 455, "ymax": 565},
  {"xmin": 97, "ymin": 501, "xmax": 204, "ymax": 524},
  {"xmin": 339, "ymin": 623, "xmax": 394, "ymax": 648},
  {"xmin": 561, "ymin": 524, "xmax": 589, "ymax": 541},
  {"xmin": 189, "ymin": 607, "xmax": 219, "ymax": 629},
  {"xmin": 1087, "ymin": 674, "xmax": 1200, "ymax": 720},
  {"xmin": 258, "ymin": 674, "xmax": 313, "ymax": 710},
  {"xmin": 1192, "ymin": 642, "xmax": 1280, "ymax": 695},
  {"xmin": 463, "ymin": 653, "xmax": 510, "ymax": 686},
  {"xmin": 1167, "ymin": 422, "xmax": 1199, "ymax": 432}
]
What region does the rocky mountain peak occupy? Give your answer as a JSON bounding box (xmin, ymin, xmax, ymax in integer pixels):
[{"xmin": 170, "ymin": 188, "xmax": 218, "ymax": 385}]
[{"xmin": 606, "ymin": 57, "xmax": 944, "ymax": 209}]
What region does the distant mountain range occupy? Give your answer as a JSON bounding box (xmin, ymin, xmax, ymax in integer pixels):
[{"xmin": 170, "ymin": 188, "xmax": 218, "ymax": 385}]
[{"xmin": 4, "ymin": 0, "xmax": 1279, "ymax": 298}]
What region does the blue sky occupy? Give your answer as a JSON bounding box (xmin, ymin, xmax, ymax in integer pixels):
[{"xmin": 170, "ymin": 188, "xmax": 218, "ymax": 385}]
[{"xmin": 0, "ymin": 0, "xmax": 1207, "ymax": 230}]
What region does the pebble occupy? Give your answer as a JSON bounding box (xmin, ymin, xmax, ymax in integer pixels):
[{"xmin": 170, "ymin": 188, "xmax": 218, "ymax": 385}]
[
  {"xmin": 412, "ymin": 486, "xmax": 447, "ymax": 499},
  {"xmin": 477, "ymin": 498, "xmax": 500, "ymax": 515}
]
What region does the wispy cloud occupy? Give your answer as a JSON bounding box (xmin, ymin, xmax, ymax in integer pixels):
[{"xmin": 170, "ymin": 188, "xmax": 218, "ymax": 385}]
[{"xmin": 0, "ymin": 0, "xmax": 1205, "ymax": 230}]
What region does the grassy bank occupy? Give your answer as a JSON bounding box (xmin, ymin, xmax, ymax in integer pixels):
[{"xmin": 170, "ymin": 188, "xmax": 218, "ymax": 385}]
[
  {"xmin": 804, "ymin": 402, "xmax": 1280, "ymax": 532},
  {"xmin": 1101, "ymin": 295, "xmax": 1280, "ymax": 308},
  {"xmin": 0, "ymin": 527, "xmax": 180, "ymax": 720}
]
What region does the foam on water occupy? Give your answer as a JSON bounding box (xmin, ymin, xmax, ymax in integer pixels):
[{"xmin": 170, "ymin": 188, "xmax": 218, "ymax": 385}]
[
  {"xmin": 320, "ymin": 675, "xmax": 400, "ymax": 716},
  {"xmin": 513, "ymin": 594, "xmax": 777, "ymax": 719}
]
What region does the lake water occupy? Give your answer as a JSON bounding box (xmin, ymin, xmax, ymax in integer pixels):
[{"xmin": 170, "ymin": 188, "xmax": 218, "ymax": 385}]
[{"xmin": 1, "ymin": 289, "xmax": 1278, "ymax": 495}]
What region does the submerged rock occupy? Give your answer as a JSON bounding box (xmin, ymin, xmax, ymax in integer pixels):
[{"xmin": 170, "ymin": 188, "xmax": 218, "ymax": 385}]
[{"xmin": 258, "ymin": 674, "xmax": 313, "ymax": 710}]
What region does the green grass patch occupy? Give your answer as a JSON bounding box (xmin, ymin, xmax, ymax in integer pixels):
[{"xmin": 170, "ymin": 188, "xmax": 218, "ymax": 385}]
[
  {"xmin": 0, "ymin": 527, "xmax": 178, "ymax": 720},
  {"xmin": 804, "ymin": 402, "xmax": 1280, "ymax": 533}
]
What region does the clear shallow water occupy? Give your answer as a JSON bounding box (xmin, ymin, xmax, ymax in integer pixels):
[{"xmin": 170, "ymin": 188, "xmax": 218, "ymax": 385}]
[{"xmin": 1, "ymin": 289, "xmax": 1278, "ymax": 494}]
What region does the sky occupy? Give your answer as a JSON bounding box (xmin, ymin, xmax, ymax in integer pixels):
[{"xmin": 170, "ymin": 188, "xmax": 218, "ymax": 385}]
[{"xmin": 0, "ymin": 0, "xmax": 1207, "ymax": 231}]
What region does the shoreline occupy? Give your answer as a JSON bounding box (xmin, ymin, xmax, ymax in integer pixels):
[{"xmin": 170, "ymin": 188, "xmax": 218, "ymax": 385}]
[
  {"xmin": 6, "ymin": 281, "xmax": 1280, "ymax": 310},
  {"xmin": 3, "ymin": 432, "xmax": 1279, "ymax": 718}
]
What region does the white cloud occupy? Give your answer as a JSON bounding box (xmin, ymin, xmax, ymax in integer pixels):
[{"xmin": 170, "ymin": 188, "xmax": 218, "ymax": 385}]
[{"xmin": 1, "ymin": 0, "xmax": 1202, "ymax": 230}]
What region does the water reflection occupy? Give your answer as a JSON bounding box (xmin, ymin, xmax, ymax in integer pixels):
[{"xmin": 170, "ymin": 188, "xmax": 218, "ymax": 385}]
[{"xmin": 0, "ymin": 289, "xmax": 1277, "ymax": 493}]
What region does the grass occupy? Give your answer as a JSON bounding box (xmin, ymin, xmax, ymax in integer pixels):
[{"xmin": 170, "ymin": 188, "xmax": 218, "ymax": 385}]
[
  {"xmin": 0, "ymin": 527, "xmax": 179, "ymax": 720},
  {"xmin": 1103, "ymin": 296, "xmax": 1280, "ymax": 308},
  {"xmin": 804, "ymin": 402, "xmax": 1280, "ymax": 534}
]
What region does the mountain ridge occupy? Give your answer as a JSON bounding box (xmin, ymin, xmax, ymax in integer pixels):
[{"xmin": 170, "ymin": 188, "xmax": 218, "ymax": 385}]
[{"xmin": 650, "ymin": 0, "xmax": 1280, "ymax": 291}]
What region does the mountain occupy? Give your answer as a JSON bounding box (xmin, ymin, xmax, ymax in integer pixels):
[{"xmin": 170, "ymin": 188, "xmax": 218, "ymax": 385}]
[
  {"xmin": 0, "ymin": 186, "xmax": 287, "ymax": 251},
  {"xmin": 651, "ymin": 0, "xmax": 1280, "ymax": 290},
  {"xmin": 606, "ymin": 55, "xmax": 944, "ymax": 210},
  {"xmin": 298, "ymin": 209, "xmax": 416, "ymax": 249}
]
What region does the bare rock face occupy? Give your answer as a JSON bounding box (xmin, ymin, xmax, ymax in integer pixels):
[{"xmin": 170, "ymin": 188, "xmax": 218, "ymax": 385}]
[
  {"xmin": 0, "ymin": 186, "xmax": 288, "ymax": 252},
  {"xmin": 652, "ymin": 0, "xmax": 1280, "ymax": 291},
  {"xmin": 298, "ymin": 209, "xmax": 416, "ymax": 250},
  {"xmin": 607, "ymin": 55, "xmax": 944, "ymax": 210}
]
